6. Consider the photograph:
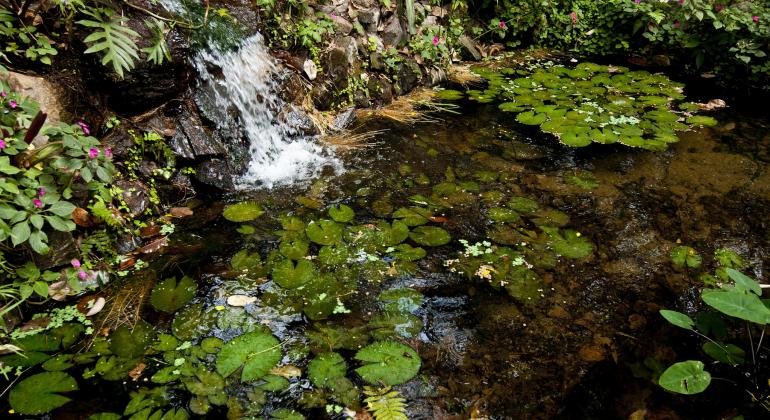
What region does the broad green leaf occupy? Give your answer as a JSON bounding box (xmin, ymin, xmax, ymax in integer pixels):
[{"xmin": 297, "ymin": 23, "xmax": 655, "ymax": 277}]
[
  {"xmin": 10, "ymin": 222, "xmax": 31, "ymax": 246},
  {"xmin": 355, "ymin": 341, "xmax": 421, "ymax": 385},
  {"xmin": 150, "ymin": 276, "xmax": 197, "ymax": 313},
  {"xmin": 658, "ymin": 360, "xmax": 711, "ymax": 394},
  {"xmin": 9, "ymin": 372, "xmax": 78, "ymax": 414},
  {"xmin": 216, "ymin": 331, "xmax": 281, "ymax": 382},
  {"xmin": 272, "ymin": 259, "xmax": 315, "ymax": 288},
  {"xmin": 409, "ymin": 226, "xmax": 451, "ymax": 247},
  {"xmin": 48, "ymin": 201, "xmax": 75, "ymax": 217},
  {"xmin": 328, "ymin": 204, "xmax": 355, "ymax": 223},
  {"xmin": 307, "ymin": 352, "xmax": 347, "ymax": 387},
  {"xmin": 659, "ymin": 310, "xmax": 694, "ymax": 330},
  {"xmin": 701, "ymin": 289, "xmax": 770, "ymax": 324},
  {"xmin": 702, "ymin": 342, "xmax": 745, "ymax": 366},
  {"xmin": 109, "ymin": 321, "xmax": 155, "ymax": 358},
  {"xmin": 726, "ymin": 268, "xmax": 761, "ymax": 296},
  {"xmin": 223, "ymin": 202, "xmax": 264, "ymax": 222},
  {"xmin": 306, "ymin": 220, "xmax": 343, "ymax": 245}
]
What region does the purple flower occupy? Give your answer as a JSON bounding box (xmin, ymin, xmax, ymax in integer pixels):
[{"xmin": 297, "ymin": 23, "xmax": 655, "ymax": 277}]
[
  {"xmin": 71, "ymin": 259, "xmax": 81, "ymax": 268},
  {"xmin": 88, "ymin": 148, "xmax": 99, "ymax": 159},
  {"xmin": 432, "ymin": 36, "xmax": 439, "ymax": 46},
  {"xmin": 674, "ymin": 20, "xmax": 681, "ymax": 28},
  {"xmin": 33, "ymin": 198, "xmax": 43, "ymax": 208},
  {"xmin": 0, "ymin": 91, "xmax": 6, "ymax": 97},
  {"xmin": 77, "ymin": 121, "xmax": 90, "ymax": 135},
  {"xmin": 753, "ymin": 15, "xmax": 759, "ymax": 23},
  {"xmin": 38, "ymin": 188, "xmax": 45, "ymax": 197},
  {"xmin": 104, "ymin": 147, "xmax": 113, "ymax": 159},
  {"xmin": 78, "ymin": 270, "xmax": 88, "ymax": 280},
  {"xmin": 0, "ymin": 139, "xmax": 5, "ymax": 149},
  {"xmin": 498, "ymin": 20, "xmax": 506, "ymax": 29},
  {"xmin": 678, "ymin": 0, "xmax": 684, "ymax": 4},
  {"xmin": 8, "ymin": 100, "xmax": 17, "ymax": 109},
  {"xmin": 634, "ymin": 0, "xmax": 641, "ymax": 3}
]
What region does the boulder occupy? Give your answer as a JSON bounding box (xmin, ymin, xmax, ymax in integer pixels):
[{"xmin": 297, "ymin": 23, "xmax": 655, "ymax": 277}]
[
  {"xmin": 394, "ymin": 58, "xmax": 422, "ymax": 95},
  {"xmin": 380, "ymin": 15, "xmax": 405, "ymax": 47},
  {"xmin": 357, "ymin": 7, "xmax": 380, "ymax": 31},
  {"xmin": 194, "ymin": 158, "xmax": 237, "ymax": 190},
  {"xmin": 331, "ymin": 15, "xmax": 354, "ymax": 35},
  {"xmin": 2, "ymin": 72, "xmax": 64, "ymax": 123},
  {"xmin": 114, "ymin": 179, "xmax": 151, "ymax": 216}
]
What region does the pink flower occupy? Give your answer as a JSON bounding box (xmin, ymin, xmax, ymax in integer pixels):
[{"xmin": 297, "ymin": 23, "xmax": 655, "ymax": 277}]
[
  {"xmin": 498, "ymin": 20, "xmax": 506, "ymax": 29},
  {"xmin": 715, "ymin": 4, "xmax": 724, "ymax": 12},
  {"xmin": 674, "ymin": 20, "xmax": 681, "ymax": 28},
  {"xmin": 0, "ymin": 91, "xmax": 6, "ymax": 97},
  {"xmin": 78, "ymin": 270, "xmax": 88, "ymax": 280},
  {"xmin": 678, "ymin": 0, "xmax": 684, "ymax": 4},
  {"xmin": 9, "ymin": 100, "xmax": 17, "ymax": 109},
  {"xmin": 0, "ymin": 139, "xmax": 5, "ymax": 149},
  {"xmin": 77, "ymin": 121, "xmax": 90, "ymax": 135},
  {"xmin": 71, "ymin": 259, "xmax": 81, "ymax": 268},
  {"xmin": 330, "ymin": 13, "xmax": 336, "ymax": 19},
  {"xmin": 570, "ymin": 11, "xmax": 577, "ymax": 24},
  {"xmin": 634, "ymin": 0, "xmax": 641, "ymax": 3},
  {"xmin": 33, "ymin": 198, "xmax": 43, "ymax": 208},
  {"xmin": 104, "ymin": 147, "xmax": 113, "ymax": 159},
  {"xmin": 37, "ymin": 188, "xmax": 45, "ymax": 197},
  {"xmin": 88, "ymin": 148, "xmax": 99, "ymax": 159},
  {"xmin": 753, "ymin": 15, "xmax": 759, "ymax": 23},
  {"xmin": 432, "ymin": 36, "xmax": 439, "ymax": 46}
]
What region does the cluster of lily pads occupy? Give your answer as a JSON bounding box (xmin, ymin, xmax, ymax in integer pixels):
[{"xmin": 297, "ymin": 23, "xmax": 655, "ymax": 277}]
[{"xmin": 439, "ymin": 61, "xmax": 717, "ymax": 150}]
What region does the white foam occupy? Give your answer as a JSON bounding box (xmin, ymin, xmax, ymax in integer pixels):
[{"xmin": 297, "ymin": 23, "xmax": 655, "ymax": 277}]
[{"xmin": 193, "ymin": 34, "xmax": 342, "ymax": 188}]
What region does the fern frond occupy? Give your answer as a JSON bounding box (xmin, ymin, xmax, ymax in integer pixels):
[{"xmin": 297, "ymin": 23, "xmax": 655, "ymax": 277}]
[
  {"xmin": 142, "ymin": 19, "xmax": 171, "ymax": 66},
  {"xmin": 77, "ymin": 9, "xmax": 139, "ymax": 78},
  {"xmin": 363, "ymin": 386, "xmax": 408, "ymax": 420}
]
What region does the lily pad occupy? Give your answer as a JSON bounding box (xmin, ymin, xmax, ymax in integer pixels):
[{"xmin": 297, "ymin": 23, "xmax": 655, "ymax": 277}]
[
  {"xmin": 488, "ymin": 208, "xmax": 520, "ymax": 223},
  {"xmin": 392, "ymin": 207, "xmax": 432, "ymax": 226},
  {"xmin": 354, "ymin": 341, "xmax": 421, "ymax": 386},
  {"xmin": 223, "ymin": 202, "xmax": 264, "ymax": 222},
  {"xmin": 307, "ymin": 352, "xmax": 347, "ymax": 387},
  {"xmin": 409, "ymin": 226, "xmax": 451, "ymax": 247},
  {"xmin": 272, "ymin": 259, "xmax": 315, "ymax": 289},
  {"xmin": 9, "ymin": 371, "xmax": 78, "ymax": 415},
  {"xmin": 328, "ymin": 204, "xmax": 355, "ymax": 223},
  {"xmin": 378, "ymin": 288, "xmax": 424, "ymax": 313},
  {"xmin": 306, "ymin": 220, "xmax": 343, "ymax": 245},
  {"xmin": 216, "ymin": 331, "xmax": 282, "ymax": 382},
  {"xmin": 110, "ymin": 321, "xmax": 155, "ymax": 359},
  {"xmin": 390, "ymin": 244, "xmax": 426, "ymax": 262},
  {"xmin": 542, "ymin": 228, "xmax": 593, "ymax": 259},
  {"xmin": 279, "ymin": 238, "xmax": 309, "ymax": 260},
  {"xmin": 507, "ymin": 197, "xmax": 539, "ymax": 213},
  {"xmin": 150, "ymin": 276, "xmax": 197, "ymax": 313}
]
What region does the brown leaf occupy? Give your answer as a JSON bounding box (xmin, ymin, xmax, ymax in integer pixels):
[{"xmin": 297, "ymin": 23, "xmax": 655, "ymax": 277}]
[
  {"xmin": 270, "ymin": 365, "xmax": 302, "ymax": 378},
  {"xmin": 429, "ymin": 216, "xmax": 448, "ymax": 223},
  {"xmin": 128, "ymin": 362, "xmax": 147, "ymax": 381},
  {"xmin": 19, "ymin": 317, "xmax": 50, "ymax": 332},
  {"xmin": 169, "ymin": 207, "xmax": 194, "ymax": 218},
  {"xmin": 77, "ymin": 295, "xmax": 106, "ymax": 317},
  {"xmin": 71, "ymin": 207, "xmax": 94, "ymax": 227},
  {"xmin": 139, "ymin": 224, "xmax": 161, "ymax": 239},
  {"xmin": 136, "ymin": 237, "xmax": 168, "ymax": 255},
  {"xmin": 119, "ymin": 257, "xmax": 136, "ymax": 270},
  {"xmin": 48, "ymin": 280, "xmax": 72, "ymax": 301},
  {"xmin": 578, "ymin": 345, "xmax": 605, "ymax": 362},
  {"xmin": 227, "ymin": 295, "xmax": 257, "ymax": 307}
]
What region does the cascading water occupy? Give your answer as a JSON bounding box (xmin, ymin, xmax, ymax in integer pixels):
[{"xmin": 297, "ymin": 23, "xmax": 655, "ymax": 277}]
[{"xmin": 193, "ymin": 34, "xmax": 342, "ymax": 188}]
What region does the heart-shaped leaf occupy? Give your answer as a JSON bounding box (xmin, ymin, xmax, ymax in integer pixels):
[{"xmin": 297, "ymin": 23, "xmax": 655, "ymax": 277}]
[
  {"xmin": 409, "ymin": 226, "xmax": 451, "ymax": 247},
  {"xmin": 658, "ymin": 360, "xmax": 711, "ymax": 394},
  {"xmin": 355, "ymin": 341, "xmax": 421, "ymax": 386},
  {"xmin": 272, "ymin": 259, "xmax": 315, "ymax": 289},
  {"xmin": 9, "ymin": 372, "xmax": 78, "ymax": 414},
  {"xmin": 216, "ymin": 331, "xmax": 281, "ymax": 382},
  {"xmin": 307, "ymin": 352, "xmax": 347, "ymax": 387},
  {"xmin": 306, "ymin": 220, "xmax": 343, "ymax": 245},
  {"xmin": 150, "ymin": 276, "xmax": 197, "ymax": 313}
]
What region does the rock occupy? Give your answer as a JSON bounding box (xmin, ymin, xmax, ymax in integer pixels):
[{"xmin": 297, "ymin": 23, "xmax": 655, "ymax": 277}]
[
  {"xmin": 102, "ymin": 125, "xmax": 136, "ymax": 161},
  {"xmin": 369, "ymin": 52, "xmax": 385, "ymax": 71},
  {"xmin": 1, "ymin": 72, "xmax": 63, "ymax": 123},
  {"xmin": 361, "ymin": 33, "xmax": 384, "ymax": 54},
  {"xmin": 380, "ymin": 15, "xmax": 405, "ymax": 47},
  {"xmin": 32, "ymin": 232, "xmax": 78, "ymax": 270},
  {"xmin": 194, "ymin": 158, "xmax": 237, "ymax": 190},
  {"xmin": 426, "ymin": 67, "xmax": 447, "ymax": 86},
  {"xmin": 394, "ymin": 58, "xmax": 422, "ymax": 95},
  {"xmin": 279, "ymin": 106, "xmax": 321, "ymax": 136},
  {"xmin": 115, "ymin": 180, "xmax": 151, "ymax": 216},
  {"xmin": 330, "ymin": 15, "xmax": 353, "ymax": 35},
  {"xmin": 332, "ymin": 107, "xmax": 358, "ymax": 130},
  {"xmin": 651, "ymin": 54, "xmax": 672, "ymax": 66},
  {"xmin": 169, "ymin": 131, "xmax": 195, "ymax": 160},
  {"xmin": 368, "ymin": 76, "xmax": 394, "ymax": 105},
  {"xmin": 303, "ymin": 59, "xmax": 318, "ymax": 80},
  {"xmin": 116, "ymin": 232, "xmax": 142, "ymax": 254},
  {"xmin": 336, "ymin": 36, "xmax": 359, "ymax": 67},
  {"xmin": 457, "ymin": 35, "xmax": 482, "ymax": 61},
  {"xmin": 578, "ymin": 345, "xmax": 606, "ymax": 362},
  {"xmin": 431, "ymin": 5, "xmax": 448, "ymax": 17},
  {"xmin": 421, "ymin": 16, "xmax": 438, "ymax": 28},
  {"xmin": 357, "ymin": 7, "xmax": 380, "ymax": 29},
  {"xmin": 178, "ymin": 113, "xmax": 225, "ymax": 157}
]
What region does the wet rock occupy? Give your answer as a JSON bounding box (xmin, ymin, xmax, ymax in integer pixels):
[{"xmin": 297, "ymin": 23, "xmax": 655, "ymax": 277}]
[
  {"xmin": 116, "ymin": 232, "xmax": 142, "ymax": 254},
  {"xmin": 548, "ymin": 305, "xmax": 570, "ymax": 319},
  {"xmin": 426, "ymin": 67, "xmax": 447, "ymax": 86},
  {"xmin": 393, "ymin": 58, "xmax": 422, "ymax": 95},
  {"xmin": 115, "ymin": 180, "xmax": 151, "ymax": 216},
  {"xmin": 332, "ymin": 107, "xmax": 357, "ymax": 131},
  {"xmin": 177, "ymin": 112, "xmax": 225, "ymax": 157},
  {"xmin": 2, "ymin": 71, "xmax": 63, "ymax": 123},
  {"xmin": 578, "ymin": 345, "xmax": 606, "ymax": 362},
  {"xmin": 457, "ymin": 35, "xmax": 482, "ymax": 61},
  {"xmin": 368, "ymin": 75, "xmax": 394, "ymax": 105},
  {"xmin": 102, "ymin": 125, "xmax": 135, "ymax": 161},
  {"xmin": 331, "ymin": 15, "xmax": 353, "ymax": 35},
  {"xmin": 380, "ymin": 15, "xmax": 405, "ymax": 46},
  {"xmin": 194, "ymin": 158, "xmax": 237, "ymax": 190},
  {"xmin": 277, "ymin": 71, "xmax": 310, "ymax": 104},
  {"xmin": 357, "ymin": 7, "xmax": 380, "ymax": 30},
  {"xmin": 336, "ymin": 36, "xmax": 359, "ymax": 67},
  {"xmin": 628, "ymin": 314, "xmax": 647, "ymax": 330},
  {"xmin": 33, "ymin": 231, "xmax": 78, "ymax": 270},
  {"xmin": 279, "ymin": 106, "xmax": 321, "ymax": 136}
]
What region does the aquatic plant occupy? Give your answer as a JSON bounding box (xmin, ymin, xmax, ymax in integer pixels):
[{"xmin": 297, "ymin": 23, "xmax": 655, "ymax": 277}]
[
  {"xmin": 216, "ymin": 331, "xmax": 282, "ymax": 382},
  {"xmin": 670, "ymin": 245, "xmax": 702, "ymax": 269},
  {"xmin": 222, "ymin": 201, "xmax": 265, "ymax": 222},
  {"xmin": 308, "ymin": 352, "xmax": 348, "ymax": 387},
  {"xmin": 466, "ymin": 62, "xmax": 716, "ymax": 150},
  {"xmin": 354, "ymin": 341, "xmax": 421, "ymax": 386},
  {"xmin": 8, "ymin": 371, "xmax": 78, "ymax": 415},
  {"xmin": 150, "ymin": 276, "xmax": 197, "ymax": 313}
]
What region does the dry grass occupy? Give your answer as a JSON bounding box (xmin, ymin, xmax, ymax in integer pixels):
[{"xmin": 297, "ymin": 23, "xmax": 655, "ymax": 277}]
[
  {"xmin": 93, "ymin": 273, "xmax": 154, "ymax": 336},
  {"xmin": 357, "ymin": 87, "xmax": 454, "ymax": 124},
  {"xmin": 322, "ymin": 128, "xmax": 386, "ymax": 152}
]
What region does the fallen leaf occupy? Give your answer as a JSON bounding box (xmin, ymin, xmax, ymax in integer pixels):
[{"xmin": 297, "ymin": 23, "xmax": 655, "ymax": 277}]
[
  {"xmin": 71, "ymin": 207, "xmax": 94, "ymax": 227},
  {"xmin": 578, "ymin": 345, "xmax": 605, "ymax": 362},
  {"xmin": 136, "ymin": 237, "xmax": 168, "ymax": 255},
  {"xmin": 226, "ymin": 295, "xmax": 257, "ymax": 307},
  {"xmin": 139, "ymin": 224, "xmax": 161, "ymax": 238},
  {"xmin": 119, "ymin": 257, "xmax": 136, "ymax": 270},
  {"xmin": 169, "ymin": 207, "xmax": 193, "ymax": 218},
  {"xmin": 429, "ymin": 216, "xmax": 448, "ymax": 223},
  {"xmin": 270, "ymin": 365, "xmax": 302, "ymax": 378},
  {"xmin": 304, "ymin": 59, "xmax": 318, "ymax": 80},
  {"xmin": 77, "ymin": 296, "xmax": 106, "ymax": 317},
  {"xmin": 48, "ymin": 280, "xmax": 72, "ymax": 301},
  {"xmin": 19, "ymin": 317, "xmax": 50, "ymax": 332},
  {"xmin": 128, "ymin": 362, "xmax": 147, "ymax": 381}
]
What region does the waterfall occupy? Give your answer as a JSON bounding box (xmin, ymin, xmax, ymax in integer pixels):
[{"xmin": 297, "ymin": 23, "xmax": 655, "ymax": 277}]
[{"xmin": 193, "ymin": 34, "xmax": 342, "ymax": 188}]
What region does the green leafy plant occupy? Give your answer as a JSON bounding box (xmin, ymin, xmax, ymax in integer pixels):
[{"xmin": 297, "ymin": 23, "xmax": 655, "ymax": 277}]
[
  {"xmin": 78, "ymin": 9, "xmax": 141, "ymax": 78},
  {"xmin": 363, "ymin": 386, "xmax": 408, "ymax": 420},
  {"xmin": 354, "ymin": 341, "xmax": 421, "ymax": 385},
  {"xmin": 8, "ymin": 371, "xmax": 78, "ymax": 414},
  {"xmin": 216, "ymin": 331, "xmax": 282, "ymax": 382},
  {"xmin": 150, "ymin": 276, "xmax": 197, "ymax": 313}
]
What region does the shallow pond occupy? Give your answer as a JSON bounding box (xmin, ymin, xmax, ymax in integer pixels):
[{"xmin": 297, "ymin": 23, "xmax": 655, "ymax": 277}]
[{"xmin": 4, "ymin": 71, "xmax": 770, "ymax": 419}]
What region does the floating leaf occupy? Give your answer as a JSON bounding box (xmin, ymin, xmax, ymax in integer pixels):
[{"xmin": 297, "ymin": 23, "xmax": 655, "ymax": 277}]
[
  {"xmin": 150, "ymin": 276, "xmax": 197, "ymax": 313},
  {"xmin": 223, "ymin": 202, "xmax": 264, "ymax": 222},
  {"xmin": 392, "ymin": 207, "xmax": 432, "ymax": 227},
  {"xmin": 409, "ymin": 226, "xmax": 451, "ymax": 247},
  {"xmin": 328, "ymin": 204, "xmax": 355, "ymax": 223},
  {"xmin": 487, "ymin": 208, "xmax": 520, "ymax": 223},
  {"xmin": 507, "ymin": 197, "xmax": 539, "ymax": 213},
  {"xmin": 306, "ymin": 220, "xmax": 343, "ymax": 245},
  {"xmin": 216, "ymin": 331, "xmax": 282, "ymax": 382},
  {"xmin": 390, "ymin": 244, "xmax": 426, "ymax": 262},
  {"xmin": 110, "ymin": 321, "xmax": 155, "ymax": 359},
  {"xmin": 272, "ymin": 259, "xmax": 315, "ymax": 289},
  {"xmin": 279, "ymin": 237, "xmax": 309, "ymax": 260},
  {"xmin": 9, "ymin": 372, "xmax": 78, "ymax": 414},
  {"xmin": 379, "ymin": 288, "xmax": 424, "ymax": 313},
  {"xmin": 542, "ymin": 227, "xmax": 593, "ymax": 259},
  {"xmin": 658, "ymin": 360, "xmax": 711, "ymax": 394},
  {"xmin": 355, "ymin": 341, "xmax": 421, "ymax": 385},
  {"xmin": 307, "ymin": 352, "xmax": 347, "ymax": 387},
  {"xmin": 686, "ymin": 115, "xmax": 717, "ymax": 127}
]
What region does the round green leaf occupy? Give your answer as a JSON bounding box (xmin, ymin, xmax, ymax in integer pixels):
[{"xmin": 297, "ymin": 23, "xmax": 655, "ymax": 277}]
[
  {"xmin": 354, "ymin": 341, "xmax": 421, "ymax": 385},
  {"xmin": 216, "ymin": 331, "xmax": 282, "ymax": 382},
  {"xmin": 223, "ymin": 202, "xmax": 264, "ymax": 222},
  {"xmin": 306, "ymin": 220, "xmax": 343, "ymax": 245},
  {"xmin": 409, "ymin": 226, "xmax": 451, "ymax": 247},
  {"xmin": 307, "ymin": 352, "xmax": 347, "ymax": 387},
  {"xmin": 328, "ymin": 204, "xmax": 355, "ymax": 223},
  {"xmin": 659, "ymin": 310, "xmax": 694, "ymax": 330},
  {"xmin": 658, "ymin": 360, "xmax": 711, "ymax": 394},
  {"xmin": 272, "ymin": 259, "xmax": 315, "ymax": 289},
  {"xmin": 150, "ymin": 276, "xmax": 197, "ymax": 313}
]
